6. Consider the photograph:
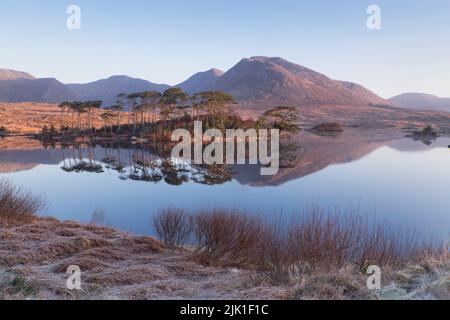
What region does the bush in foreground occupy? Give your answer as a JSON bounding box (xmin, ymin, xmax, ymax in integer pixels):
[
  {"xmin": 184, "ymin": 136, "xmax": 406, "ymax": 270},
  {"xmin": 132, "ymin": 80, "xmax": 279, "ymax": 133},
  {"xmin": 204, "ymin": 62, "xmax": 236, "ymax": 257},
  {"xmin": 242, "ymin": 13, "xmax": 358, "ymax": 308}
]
[
  {"xmin": 153, "ymin": 207, "xmax": 436, "ymax": 282},
  {"xmin": 0, "ymin": 179, "xmax": 45, "ymax": 223},
  {"xmin": 152, "ymin": 207, "xmax": 192, "ymax": 249}
]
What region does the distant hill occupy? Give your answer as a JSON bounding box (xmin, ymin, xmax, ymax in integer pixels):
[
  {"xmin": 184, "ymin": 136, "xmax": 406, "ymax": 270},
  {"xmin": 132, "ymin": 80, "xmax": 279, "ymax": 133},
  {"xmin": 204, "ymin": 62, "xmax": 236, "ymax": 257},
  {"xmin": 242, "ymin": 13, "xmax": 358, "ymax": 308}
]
[
  {"xmin": 209, "ymin": 57, "xmax": 388, "ymax": 109},
  {"xmin": 0, "ymin": 78, "xmax": 77, "ymax": 104},
  {"xmin": 389, "ymin": 93, "xmax": 450, "ymax": 112},
  {"xmin": 67, "ymin": 75, "xmax": 170, "ymax": 107},
  {"xmin": 177, "ymin": 69, "xmax": 224, "ymax": 94},
  {"xmin": 0, "ymin": 69, "xmax": 35, "ymax": 81}
]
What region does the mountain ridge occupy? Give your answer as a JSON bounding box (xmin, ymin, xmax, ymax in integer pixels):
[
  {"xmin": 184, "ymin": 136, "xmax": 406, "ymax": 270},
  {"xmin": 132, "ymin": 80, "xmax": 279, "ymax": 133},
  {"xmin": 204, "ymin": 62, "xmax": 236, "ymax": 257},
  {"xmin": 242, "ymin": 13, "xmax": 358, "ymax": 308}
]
[
  {"xmin": 0, "ymin": 69, "xmax": 35, "ymax": 81},
  {"xmin": 66, "ymin": 75, "xmax": 171, "ymax": 107},
  {"xmin": 0, "ymin": 57, "xmax": 391, "ymax": 109},
  {"xmin": 389, "ymin": 92, "xmax": 450, "ymax": 112},
  {"xmin": 0, "ymin": 78, "xmax": 77, "ymax": 104},
  {"xmin": 177, "ymin": 68, "xmax": 224, "ymax": 94}
]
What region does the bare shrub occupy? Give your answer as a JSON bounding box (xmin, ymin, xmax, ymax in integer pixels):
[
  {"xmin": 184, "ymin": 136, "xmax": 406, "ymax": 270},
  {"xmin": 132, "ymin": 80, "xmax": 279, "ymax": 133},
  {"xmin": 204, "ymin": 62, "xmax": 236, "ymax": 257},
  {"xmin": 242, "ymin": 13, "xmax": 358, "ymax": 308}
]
[
  {"xmin": 150, "ymin": 206, "xmax": 435, "ymax": 282},
  {"xmin": 355, "ymin": 220, "xmax": 428, "ymax": 268},
  {"xmin": 0, "ymin": 179, "xmax": 46, "ymax": 223},
  {"xmin": 152, "ymin": 208, "xmax": 192, "ymax": 248},
  {"xmin": 285, "ymin": 206, "xmax": 429, "ymax": 274},
  {"xmin": 254, "ymin": 215, "xmax": 291, "ymax": 282},
  {"xmin": 192, "ymin": 208, "xmax": 263, "ymax": 267}
]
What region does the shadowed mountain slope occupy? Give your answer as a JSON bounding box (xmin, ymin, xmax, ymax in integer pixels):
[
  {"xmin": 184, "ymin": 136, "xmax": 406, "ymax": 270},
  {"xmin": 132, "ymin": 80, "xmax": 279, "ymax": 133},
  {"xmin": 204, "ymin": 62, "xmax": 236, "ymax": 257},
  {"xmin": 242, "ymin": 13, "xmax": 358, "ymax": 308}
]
[
  {"xmin": 389, "ymin": 93, "xmax": 450, "ymax": 112},
  {"xmin": 0, "ymin": 78, "xmax": 77, "ymax": 103},
  {"xmin": 67, "ymin": 75, "xmax": 171, "ymax": 107},
  {"xmin": 177, "ymin": 68, "xmax": 224, "ymax": 94}
]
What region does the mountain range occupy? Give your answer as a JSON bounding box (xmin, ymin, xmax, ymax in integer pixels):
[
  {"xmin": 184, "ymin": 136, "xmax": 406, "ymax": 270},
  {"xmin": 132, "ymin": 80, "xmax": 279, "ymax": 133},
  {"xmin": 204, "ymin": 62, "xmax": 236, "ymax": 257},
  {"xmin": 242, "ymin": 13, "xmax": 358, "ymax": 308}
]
[
  {"xmin": 66, "ymin": 76, "xmax": 171, "ymax": 107},
  {"xmin": 1, "ymin": 58, "xmax": 445, "ymax": 112}
]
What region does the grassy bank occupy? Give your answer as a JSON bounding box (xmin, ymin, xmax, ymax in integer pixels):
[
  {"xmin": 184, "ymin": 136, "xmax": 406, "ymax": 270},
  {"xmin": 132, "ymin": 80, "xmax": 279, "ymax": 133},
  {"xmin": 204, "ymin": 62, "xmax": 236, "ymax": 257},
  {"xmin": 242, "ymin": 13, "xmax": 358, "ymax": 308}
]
[{"xmin": 0, "ymin": 180, "xmax": 448, "ymax": 300}]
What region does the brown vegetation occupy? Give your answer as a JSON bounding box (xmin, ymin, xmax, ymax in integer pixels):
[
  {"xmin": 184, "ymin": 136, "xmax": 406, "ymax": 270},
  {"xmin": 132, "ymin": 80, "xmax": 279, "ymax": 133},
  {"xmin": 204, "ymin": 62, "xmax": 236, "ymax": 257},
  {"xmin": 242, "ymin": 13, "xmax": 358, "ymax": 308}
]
[
  {"xmin": 0, "ymin": 103, "xmax": 111, "ymax": 135},
  {"xmin": 0, "ymin": 179, "xmax": 45, "ymax": 224},
  {"xmin": 192, "ymin": 209, "xmax": 263, "ymax": 267},
  {"xmin": 152, "ymin": 208, "xmax": 435, "ymax": 283},
  {"xmin": 152, "ymin": 208, "xmax": 192, "ymax": 248}
]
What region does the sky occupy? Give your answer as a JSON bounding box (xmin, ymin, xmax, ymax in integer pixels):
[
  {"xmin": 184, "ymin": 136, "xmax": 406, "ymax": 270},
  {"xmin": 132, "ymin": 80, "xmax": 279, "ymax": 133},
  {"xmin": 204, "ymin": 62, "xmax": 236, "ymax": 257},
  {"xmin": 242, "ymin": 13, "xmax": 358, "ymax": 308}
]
[{"xmin": 1, "ymin": 0, "xmax": 449, "ymax": 98}]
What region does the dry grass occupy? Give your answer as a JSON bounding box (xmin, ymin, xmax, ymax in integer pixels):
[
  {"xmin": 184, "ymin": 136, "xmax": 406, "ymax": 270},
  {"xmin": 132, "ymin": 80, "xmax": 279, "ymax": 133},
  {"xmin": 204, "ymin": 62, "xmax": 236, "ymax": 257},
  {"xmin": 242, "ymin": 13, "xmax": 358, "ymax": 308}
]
[
  {"xmin": 0, "ymin": 208, "xmax": 447, "ymax": 300},
  {"xmin": 0, "ymin": 217, "xmax": 288, "ymax": 300},
  {"xmin": 0, "ymin": 179, "xmax": 46, "ymax": 224},
  {"xmin": 0, "ymin": 102, "xmax": 121, "ymax": 134}
]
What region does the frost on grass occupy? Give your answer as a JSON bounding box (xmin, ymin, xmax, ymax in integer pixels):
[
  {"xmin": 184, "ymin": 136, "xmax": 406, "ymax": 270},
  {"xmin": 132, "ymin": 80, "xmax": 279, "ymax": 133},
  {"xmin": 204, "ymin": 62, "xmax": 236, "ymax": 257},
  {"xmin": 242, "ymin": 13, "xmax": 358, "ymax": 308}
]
[{"xmin": 0, "ymin": 215, "xmax": 448, "ymax": 300}]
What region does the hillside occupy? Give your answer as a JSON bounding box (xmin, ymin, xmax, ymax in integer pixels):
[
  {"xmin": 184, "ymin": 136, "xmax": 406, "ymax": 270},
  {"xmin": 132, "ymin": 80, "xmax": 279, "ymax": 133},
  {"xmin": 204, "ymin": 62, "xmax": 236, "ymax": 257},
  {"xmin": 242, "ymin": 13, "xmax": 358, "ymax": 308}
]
[
  {"xmin": 389, "ymin": 93, "xmax": 450, "ymax": 112},
  {"xmin": 210, "ymin": 57, "xmax": 389, "ymax": 109},
  {"xmin": 67, "ymin": 76, "xmax": 170, "ymax": 108},
  {"xmin": 0, "ymin": 69, "xmax": 35, "ymax": 81},
  {"xmin": 177, "ymin": 68, "xmax": 224, "ymax": 94},
  {"xmin": 0, "ymin": 78, "xmax": 77, "ymax": 104}
]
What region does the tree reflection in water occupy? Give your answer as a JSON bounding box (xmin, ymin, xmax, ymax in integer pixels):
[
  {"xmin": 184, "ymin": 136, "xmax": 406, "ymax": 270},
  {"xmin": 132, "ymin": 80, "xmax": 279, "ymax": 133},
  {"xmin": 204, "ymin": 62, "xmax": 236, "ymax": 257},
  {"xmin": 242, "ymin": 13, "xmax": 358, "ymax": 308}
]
[{"xmin": 58, "ymin": 142, "xmax": 235, "ymax": 186}]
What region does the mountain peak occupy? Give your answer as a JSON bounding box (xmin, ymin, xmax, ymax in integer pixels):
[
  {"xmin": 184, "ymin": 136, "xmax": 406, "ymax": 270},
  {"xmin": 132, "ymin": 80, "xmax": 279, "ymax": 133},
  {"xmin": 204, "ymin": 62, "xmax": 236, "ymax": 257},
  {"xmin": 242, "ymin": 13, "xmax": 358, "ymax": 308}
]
[
  {"xmin": 0, "ymin": 69, "xmax": 35, "ymax": 81},
  {"xmin": 245, "ymin": 56, "xmax": 284, "ymax": 62},
  {"xmin": 208, "ymin": 68, "xmax": 225, "ymax": 77},
  {"xmin": 106, "ymin": 75, "xmax": 140, "ymax": 81},
  {"xmin": 212, "ymin": 56, "xmax": 388, "ymax": 108},
  {"xmin": 177, "ymin": 68, "xmax": 224, "ymax": 94}
]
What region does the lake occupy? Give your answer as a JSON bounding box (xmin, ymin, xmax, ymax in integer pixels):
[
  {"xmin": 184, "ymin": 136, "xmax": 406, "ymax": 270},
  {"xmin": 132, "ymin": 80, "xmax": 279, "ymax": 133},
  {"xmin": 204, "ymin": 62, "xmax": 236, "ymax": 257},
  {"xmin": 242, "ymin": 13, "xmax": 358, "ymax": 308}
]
[{"xmin": 0, "ymin": 130, "xmax": 449, "ymax": 239}]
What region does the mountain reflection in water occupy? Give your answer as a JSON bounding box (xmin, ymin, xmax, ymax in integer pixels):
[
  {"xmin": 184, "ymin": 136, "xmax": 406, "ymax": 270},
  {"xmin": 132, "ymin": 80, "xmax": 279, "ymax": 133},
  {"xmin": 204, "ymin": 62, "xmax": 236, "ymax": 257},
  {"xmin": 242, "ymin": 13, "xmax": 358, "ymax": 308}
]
[{"xmin": 0, "ymin": 130, "xmax": 449, "ymax": 238}]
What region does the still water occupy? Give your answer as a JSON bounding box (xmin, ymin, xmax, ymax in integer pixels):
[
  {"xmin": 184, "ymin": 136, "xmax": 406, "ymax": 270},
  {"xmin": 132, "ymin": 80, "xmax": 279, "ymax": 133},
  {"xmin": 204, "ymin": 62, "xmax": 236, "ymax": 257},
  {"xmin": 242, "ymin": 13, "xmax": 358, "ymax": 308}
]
[{"xmin": 1, "ymin": 132, "xmax": 449, "ymax": 238}]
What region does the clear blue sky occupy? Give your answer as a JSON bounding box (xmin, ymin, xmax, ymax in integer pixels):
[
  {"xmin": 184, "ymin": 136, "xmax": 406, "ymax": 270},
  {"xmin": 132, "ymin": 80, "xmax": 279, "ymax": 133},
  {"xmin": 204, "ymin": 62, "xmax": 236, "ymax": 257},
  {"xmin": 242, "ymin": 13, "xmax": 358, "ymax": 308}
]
[{"xmin": 1, "ymin": 0, "xmax": 449, "ymax": 98}]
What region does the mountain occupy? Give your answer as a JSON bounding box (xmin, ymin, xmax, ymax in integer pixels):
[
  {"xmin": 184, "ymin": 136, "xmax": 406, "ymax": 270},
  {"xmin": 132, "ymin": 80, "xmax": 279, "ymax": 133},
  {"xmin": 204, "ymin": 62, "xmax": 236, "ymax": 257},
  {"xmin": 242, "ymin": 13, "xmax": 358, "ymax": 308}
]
[
  {"xmin": 67, "ymin": 75, "xmax": 170, "ymax": 107},
  {"xmin": 210, "ymin": 56, "xmax": 388, "ymax": 109},
  {"xmin": 0, "ymin": 58, "xmax": 389, "ymax": 109},
  {"xmin": 0, "ymin": 72, "xmax": 170, "ymax": 106},
  {"xmin": 0, "ymin": 78, "xmax": 77, "ymax": 103},
  {"xmin": 389, "ymin": 93, "xmax": 450, "ymax": 112},
  {"xmin": 177, "ymin": 68, "xmax": 224, "ymax": 94},
  {"xmin": 0, "ymin": 69, "xmax": 35, "ymax": 81}
]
